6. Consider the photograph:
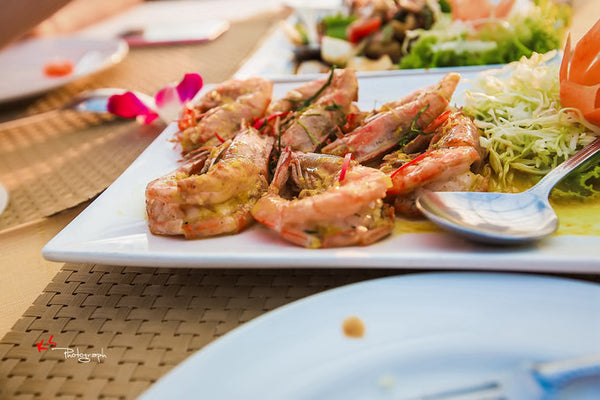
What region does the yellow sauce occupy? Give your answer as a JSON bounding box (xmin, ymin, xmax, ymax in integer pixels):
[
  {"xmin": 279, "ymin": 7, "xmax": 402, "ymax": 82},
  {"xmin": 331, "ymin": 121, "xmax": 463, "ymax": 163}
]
[
  {"xmin": 552, "ymin": 199, "xmax": 600, "ymax": 236},
  {"xmin": 394, "ymin": 217, "xmax": 441, "ymax": 235},
  {"xmin": 393, "ymin": 199, "xmax": 600, "ymax": 237}
]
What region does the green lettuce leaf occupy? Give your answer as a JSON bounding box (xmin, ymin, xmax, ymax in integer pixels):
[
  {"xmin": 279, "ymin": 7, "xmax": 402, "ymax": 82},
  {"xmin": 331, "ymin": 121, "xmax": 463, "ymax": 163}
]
[
  {"xmin": 398, "ymin": 0, "xmax": 570, "ymax": 69},
  {"xmin": 553, "ymin": 154, "xmax": 600, "ymax": 200},
  {"xmin": 320, "ymin": 14, "xmax": 357, "ymax": 41}
]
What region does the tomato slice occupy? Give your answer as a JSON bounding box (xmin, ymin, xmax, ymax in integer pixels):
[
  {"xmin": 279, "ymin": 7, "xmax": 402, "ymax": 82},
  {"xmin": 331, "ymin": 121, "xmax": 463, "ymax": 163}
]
[
  {"xmin": 43, "ymin": 59, "xmax": 74, "ymax": 78},
  {"xmin": 346, "ymin": 17, "xmax": 381, "ymax": 44}
]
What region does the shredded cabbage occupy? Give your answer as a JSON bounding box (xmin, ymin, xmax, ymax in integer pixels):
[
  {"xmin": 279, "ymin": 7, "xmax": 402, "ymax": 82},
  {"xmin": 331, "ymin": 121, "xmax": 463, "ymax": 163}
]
[{"xmin": 462, "ymin": 52, "xmax": 600, "ymax": 199}]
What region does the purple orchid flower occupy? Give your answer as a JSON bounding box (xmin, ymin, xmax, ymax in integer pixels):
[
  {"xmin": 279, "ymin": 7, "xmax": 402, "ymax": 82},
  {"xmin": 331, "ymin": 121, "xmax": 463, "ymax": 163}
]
[{"xmin": 107, "ymin": 73, "xmax": 203, "ymax": 124}]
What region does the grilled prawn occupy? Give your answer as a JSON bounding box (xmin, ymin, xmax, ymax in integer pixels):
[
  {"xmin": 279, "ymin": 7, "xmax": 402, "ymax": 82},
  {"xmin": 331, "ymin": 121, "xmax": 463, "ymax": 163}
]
[
  {"xmin": 146, "ymin": 128, "xmax": 274, "ymax": 239},
  {"xmin": 177, "ymin": 77, "xmax": 273, "ymax": 154},
  {"xmin": 383, "ymin": 110, "xmax": 487, "ymax": 216},
  {"xmin": 321, "ymin": 73, "xmax": 460, "ymax": 163},
  {"xmin": 267, "ymin": 69, "xmax": 359, "ymax": 153},
  {"xmin": 251, "ymin": 149, "xmax": 394, "ymax": 248}
]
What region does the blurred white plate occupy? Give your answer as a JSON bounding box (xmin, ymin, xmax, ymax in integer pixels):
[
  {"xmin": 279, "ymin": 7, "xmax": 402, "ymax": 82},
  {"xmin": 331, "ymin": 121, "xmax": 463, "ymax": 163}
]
[
  {"xmin": 0, "ymin": 36, "xmax": 128, "ymax": 103},
  {"xmin": 139, "ymin": 272, "xmax": 600, "ymax": 399}
]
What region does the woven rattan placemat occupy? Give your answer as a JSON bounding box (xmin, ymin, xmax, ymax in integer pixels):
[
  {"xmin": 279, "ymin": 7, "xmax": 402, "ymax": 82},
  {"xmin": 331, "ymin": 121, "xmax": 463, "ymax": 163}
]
[{"xmin": 0, "ymin": 9, "xmax": 285, "ymax": 232}]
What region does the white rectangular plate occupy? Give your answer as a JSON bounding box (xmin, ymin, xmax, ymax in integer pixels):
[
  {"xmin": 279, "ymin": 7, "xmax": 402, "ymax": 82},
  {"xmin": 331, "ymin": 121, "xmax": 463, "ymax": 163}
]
[{"xmin": 43, "ymin": 71, "xmax": 600, "ymax": 272}]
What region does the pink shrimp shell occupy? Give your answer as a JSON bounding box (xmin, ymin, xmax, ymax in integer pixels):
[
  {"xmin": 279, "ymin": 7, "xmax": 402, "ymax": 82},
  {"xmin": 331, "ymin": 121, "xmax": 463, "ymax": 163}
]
[{"xmin": 251, "ymin": 163, "xmax": 392, "ymax": 246}]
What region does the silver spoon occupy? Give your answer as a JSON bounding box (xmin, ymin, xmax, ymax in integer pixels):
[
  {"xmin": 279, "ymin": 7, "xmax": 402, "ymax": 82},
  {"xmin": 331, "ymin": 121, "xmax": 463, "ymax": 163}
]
[
  {"xmin": 416, "ymin": 137, "xmax": 600, "ymax": 245},
  {"xmin": 0, "ymin": 88, "xmax": 155, "ymax": 130}
]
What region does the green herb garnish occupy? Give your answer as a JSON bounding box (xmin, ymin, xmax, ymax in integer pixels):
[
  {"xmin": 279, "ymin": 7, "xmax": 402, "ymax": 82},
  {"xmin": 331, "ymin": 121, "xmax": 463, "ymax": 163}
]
[
  {"xmin": 398, "ymin": 104, "xmax": 429, "ymax": 147},
  {"xmin": 298, "ymin": 68, "xmax": 336, "ymax": 112},
  {"xmin": 297, "ymin": 120, "xmax": 320, "ymax": 145}
]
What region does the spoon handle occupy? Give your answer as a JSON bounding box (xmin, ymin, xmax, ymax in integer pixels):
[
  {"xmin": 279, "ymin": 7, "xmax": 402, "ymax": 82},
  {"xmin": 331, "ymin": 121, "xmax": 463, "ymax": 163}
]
[{"xmin": 531, "ymin": 137, "xmax": 600, "ymax": 197}]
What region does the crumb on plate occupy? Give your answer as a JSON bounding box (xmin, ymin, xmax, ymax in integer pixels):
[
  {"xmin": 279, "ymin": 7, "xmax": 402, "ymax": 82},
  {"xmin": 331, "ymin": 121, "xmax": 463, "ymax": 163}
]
[{"xmin": 342, "ymin": 315, "xmax": 365, "ymax": 338}]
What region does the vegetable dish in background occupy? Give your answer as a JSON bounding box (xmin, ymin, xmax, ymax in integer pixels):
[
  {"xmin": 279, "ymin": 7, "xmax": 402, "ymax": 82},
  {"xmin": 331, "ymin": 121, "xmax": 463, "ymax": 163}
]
[{"xmin": 284, "ymin": 0, "xmax": 572, "ymax": 73}]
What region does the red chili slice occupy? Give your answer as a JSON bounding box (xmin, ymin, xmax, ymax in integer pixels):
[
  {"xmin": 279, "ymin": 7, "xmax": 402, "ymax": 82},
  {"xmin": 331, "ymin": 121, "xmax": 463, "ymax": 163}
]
[
  {"xmin": 339, "ymin": 152, "xmax": 354, "ymax": 182},
  {"xmin": 252, "ymin": 112, "xmax": 290, "ymax": 130},
  {"xmin": 390, "ymin": 150, "xmax": 431, "ymax": 179},
  {"xmin": 423, "ymin": 110, "xmax": 452, "ymax": 134},
  {"xmin": 214, "ymin": 132, "xmax": 226, "ymax": 143}
]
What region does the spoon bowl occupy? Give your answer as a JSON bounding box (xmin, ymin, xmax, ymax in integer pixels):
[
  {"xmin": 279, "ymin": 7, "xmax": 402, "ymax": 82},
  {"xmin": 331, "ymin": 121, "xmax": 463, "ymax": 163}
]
[
  {"xmin": 416, "ymin": 137, "xmax": 600, "ymax": 245},
  {"xmin": 416, "ymin": 191, "xmax": 558, "ymax": 245}
]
